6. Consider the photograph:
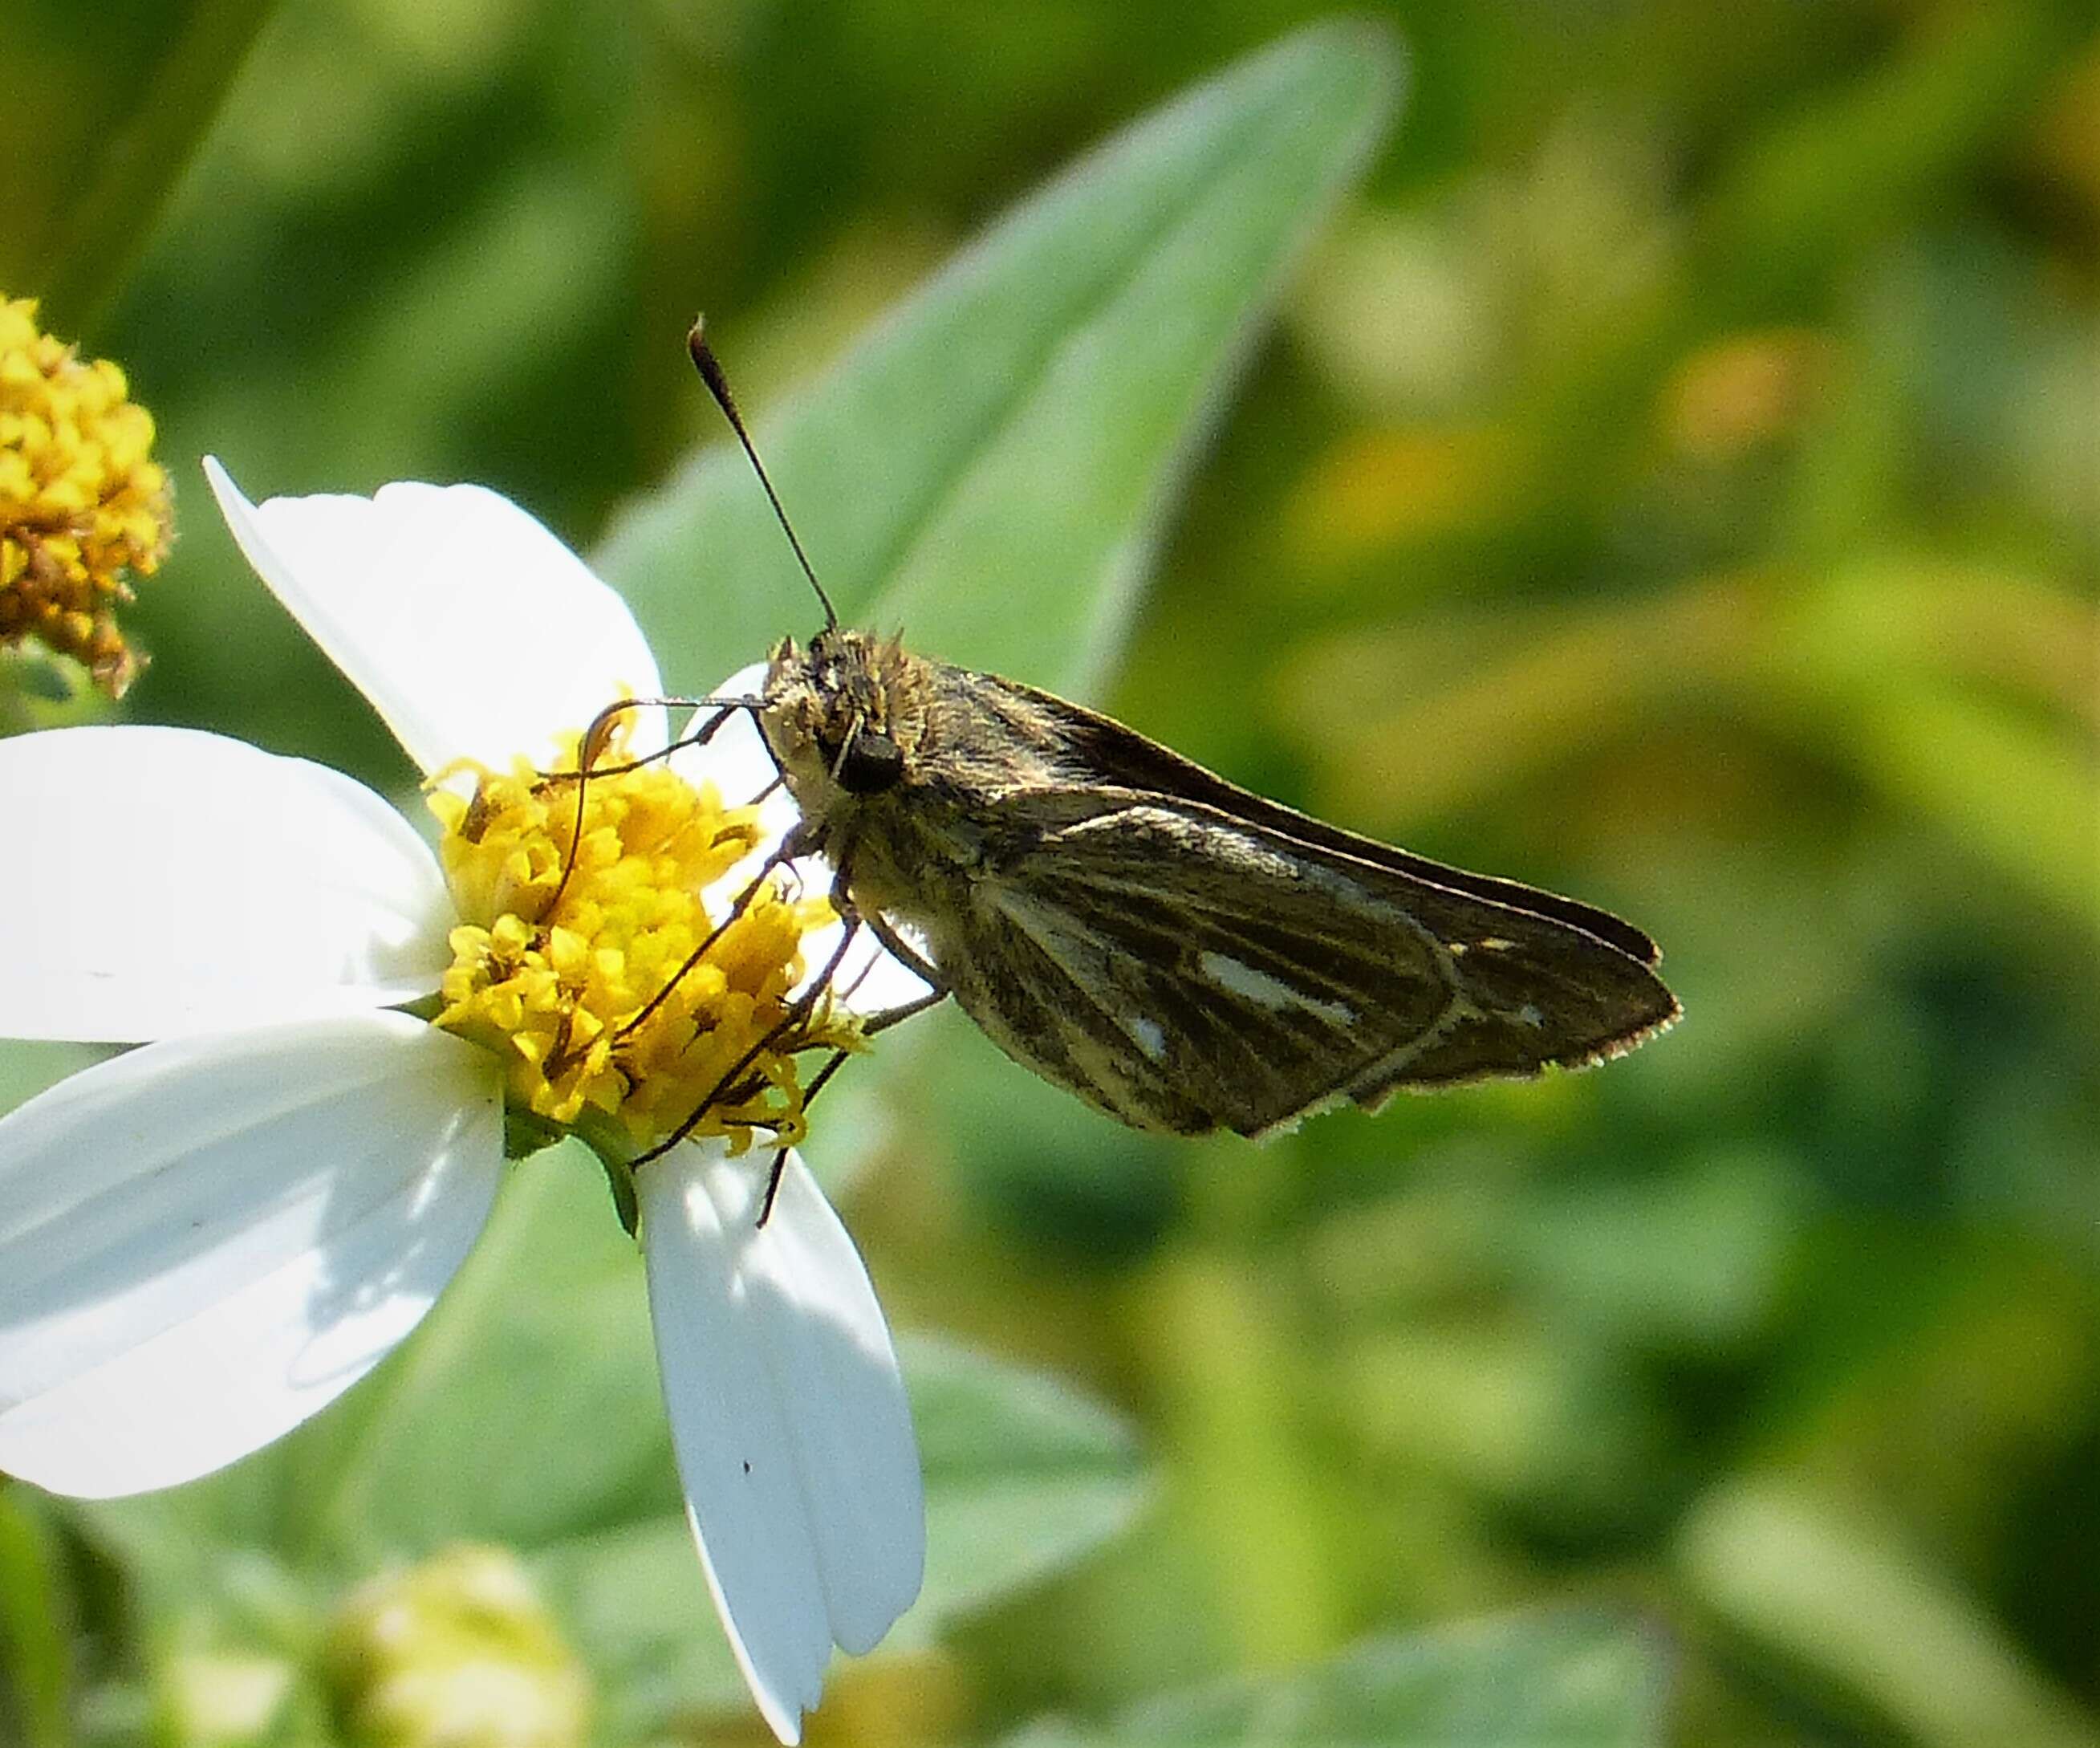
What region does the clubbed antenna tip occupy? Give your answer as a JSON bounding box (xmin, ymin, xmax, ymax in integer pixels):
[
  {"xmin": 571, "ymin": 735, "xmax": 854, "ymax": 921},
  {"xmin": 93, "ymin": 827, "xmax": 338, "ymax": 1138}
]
[{"xmin": 687, "ymin": 316, "xmax": 838, "ymax": 632}]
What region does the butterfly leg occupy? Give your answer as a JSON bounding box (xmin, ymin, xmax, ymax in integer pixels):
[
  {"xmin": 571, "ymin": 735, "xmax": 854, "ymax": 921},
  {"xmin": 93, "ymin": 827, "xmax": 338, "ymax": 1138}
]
[
  {"xmin": 752, "ymin": 913, "xmax": 949, "ymax": 1226},
  {"xmin": 535, "ymin": 695, "xmax": 760, "ymax": 919},
  {"xmin": 614, "ymin": 830, "xmax": 805, "ymax": 1045},
  {"xmin": 754, "ymin": 1055, "xmax": 849, "ymax": 1227},
  {"xmin": 630, "ymin": 909, "xmax": 867, "ymax": 1173},
  {"xmin": 753, "ymin": 962, "xmax": 949, "ymax": 1225},
  {"xmin": 634, "ymin": 846, "xmax": 953, "ymax": 1219},
  {"xmin": 859, "ymin": 907, "xmax": 945, "ymax": 995}
]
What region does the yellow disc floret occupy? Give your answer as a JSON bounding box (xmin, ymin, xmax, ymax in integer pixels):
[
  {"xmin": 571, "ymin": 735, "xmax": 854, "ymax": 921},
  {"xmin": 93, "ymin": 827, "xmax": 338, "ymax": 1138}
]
[
  {"xmin": 0, "ymin": 296, "xmax": 172, "ymax": 697},
  {"xmin": 429, "ymin": 724, "xmax": 858, "ymax": 1157}
]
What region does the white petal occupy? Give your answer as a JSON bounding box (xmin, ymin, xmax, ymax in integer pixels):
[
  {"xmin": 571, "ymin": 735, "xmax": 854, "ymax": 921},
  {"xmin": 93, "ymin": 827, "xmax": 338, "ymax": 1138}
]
[
  {"xmin": 737, "ymin": 1155, "xmax": 924, "ymax": 1652},
  {"xmin": 640, "ymin": 1146, "xmax": 923, "ymax": 1745},
  {"xmin": 0, "ymin": 726, "xmax": 454, "ymax": 1043},
  {"xmin": 0, "ymin": 1014, "xmax": 503, "ymax": 1498},
  {"xmin": 205, "ymin": 458, "xmax": 666, "ymax": 775}
]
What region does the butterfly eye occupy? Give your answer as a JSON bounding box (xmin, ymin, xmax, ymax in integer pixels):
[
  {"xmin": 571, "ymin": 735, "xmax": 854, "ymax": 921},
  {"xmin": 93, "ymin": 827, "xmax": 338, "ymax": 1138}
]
[{"xmin": 838, "ymin": 727, "xmax": 905, "ymax": 795}]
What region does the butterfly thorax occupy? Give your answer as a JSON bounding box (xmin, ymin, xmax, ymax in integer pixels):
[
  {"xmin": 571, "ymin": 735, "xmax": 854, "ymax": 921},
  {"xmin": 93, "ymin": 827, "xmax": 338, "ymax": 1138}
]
[{"xmin": 758, "ymin": 629, "xmax": 1071, "ymax": 922}]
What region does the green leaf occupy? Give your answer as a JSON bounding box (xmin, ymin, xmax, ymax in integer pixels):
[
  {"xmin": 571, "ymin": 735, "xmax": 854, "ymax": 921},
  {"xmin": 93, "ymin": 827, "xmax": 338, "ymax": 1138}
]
[
  {"xmin": 526, "ymin": 1336, "xmax": 1147, "ymax": 1739},
  {"xmin": 1006, "ymin": 1611, "xmax": 1671, "ymax": 1748},
  {"xmin": 0, "ymin": 1490, "xmax": 75, "ymax": 1748},
  {"xmin": 0, "ymin": 0, "xmax": 279, "ymax": 333},
  {"xmin": 0, "ymin": 1041, "xmax": 108, "ymax": 1124},
  {"xmin": 903, "ymin": 1335, "xmax": 1150, "ymax": 1634},
  {"xmin": 595, "ymin": 21, "xmax": 1399, "ymax": 700},
  {"xmin": 1676, "ymin": 1478, "xmax": 2100, "ymax": 1748}
]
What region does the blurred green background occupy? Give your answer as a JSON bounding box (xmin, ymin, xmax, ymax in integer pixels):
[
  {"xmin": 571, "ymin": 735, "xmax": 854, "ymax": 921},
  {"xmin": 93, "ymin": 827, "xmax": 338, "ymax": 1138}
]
[{"xmin": 2, "ymin": 1, "xmax": 2095, "ymax": 1744}]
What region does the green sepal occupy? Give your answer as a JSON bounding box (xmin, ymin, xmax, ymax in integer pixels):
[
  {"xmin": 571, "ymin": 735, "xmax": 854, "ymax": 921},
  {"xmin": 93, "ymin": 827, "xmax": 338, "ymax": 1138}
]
[
  {"xmin": 596, "ymin": 1150, "xmax": 640, "ymax": 1241},
  {"xmin": 567, "ymin": 1112, "xmax": 644, "ymax": 1238},
  {"xmin": 502, "ymin": 1108, "xmax": 568, "ymax": 1165}
]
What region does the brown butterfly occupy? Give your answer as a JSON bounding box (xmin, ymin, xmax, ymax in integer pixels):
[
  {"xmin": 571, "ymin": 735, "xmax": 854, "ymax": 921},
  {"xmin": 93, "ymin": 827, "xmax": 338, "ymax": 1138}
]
[{"xmin": 691, "ymin": 325, "xmax": 1677, "ymax": 1142}]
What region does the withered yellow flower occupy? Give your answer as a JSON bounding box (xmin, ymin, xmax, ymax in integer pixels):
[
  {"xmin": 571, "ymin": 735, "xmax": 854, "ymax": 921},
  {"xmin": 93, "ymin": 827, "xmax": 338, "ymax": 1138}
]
[{"xmin": 0, "ymin": 297, "xmax": 172, "ymax": 697}]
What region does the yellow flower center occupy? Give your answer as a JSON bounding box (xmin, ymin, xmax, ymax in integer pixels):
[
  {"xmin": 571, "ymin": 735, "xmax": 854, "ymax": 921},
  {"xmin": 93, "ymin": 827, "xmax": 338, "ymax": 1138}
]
[
  {"xmin": 0, "ymin": 296, "xmax": 172, "ymax": 697},
  {"xmin": 428, "ymin": 724, "xmax": 858, "ymax": 1157}
]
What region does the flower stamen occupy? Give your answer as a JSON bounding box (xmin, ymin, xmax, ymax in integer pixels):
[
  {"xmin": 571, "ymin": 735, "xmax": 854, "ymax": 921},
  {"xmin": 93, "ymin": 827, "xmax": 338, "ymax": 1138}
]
[
  {"xmin": 430, "ymin": 720, "xmax": 858, "ymax": 1157},
  {"xmin": 627, "ymin": 904, "xmax": 867, "ymax": 1173},
  {"xmin": 0, "ymin": 297, "xmax": 172, "ymax": 697}
]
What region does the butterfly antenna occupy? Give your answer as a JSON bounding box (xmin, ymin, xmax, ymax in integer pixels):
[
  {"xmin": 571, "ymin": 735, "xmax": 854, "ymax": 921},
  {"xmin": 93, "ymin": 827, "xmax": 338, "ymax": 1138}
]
[{"xmin": 688, "ymin": 317, "xmax": 839, "ymax": 632}]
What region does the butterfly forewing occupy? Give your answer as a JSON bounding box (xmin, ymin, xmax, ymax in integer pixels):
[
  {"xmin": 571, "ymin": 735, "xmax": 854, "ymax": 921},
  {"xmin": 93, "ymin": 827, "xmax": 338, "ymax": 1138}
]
[{"xmin": 976, "ymin": 668, "xmax": 1667, "ymax": 968}]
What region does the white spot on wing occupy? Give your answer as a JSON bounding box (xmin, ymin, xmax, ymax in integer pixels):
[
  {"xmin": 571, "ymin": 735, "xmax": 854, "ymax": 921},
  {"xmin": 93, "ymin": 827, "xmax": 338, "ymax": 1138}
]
[
  {"xmin": 1197, "ymin": 951, "xmax": 1355, "ymax": 1026},
  {"xmin": 990, "ymin": 888, "xmax": 1174, "ymax": 1076}
]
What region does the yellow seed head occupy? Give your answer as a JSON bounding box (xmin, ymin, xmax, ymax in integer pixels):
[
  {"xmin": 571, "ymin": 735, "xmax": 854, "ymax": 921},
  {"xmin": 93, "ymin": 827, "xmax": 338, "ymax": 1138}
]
[
  {"xmin": 430, "ymin": 725, "xmax": 857, "ymax": 1155},
  {"xmin": 0, "ymin": 298, "xmax": 173, "ymax": 698}
]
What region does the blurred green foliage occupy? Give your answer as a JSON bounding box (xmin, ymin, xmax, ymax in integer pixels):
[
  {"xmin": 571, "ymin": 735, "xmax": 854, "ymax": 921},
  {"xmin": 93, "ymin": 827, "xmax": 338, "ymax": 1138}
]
[{"xmin": 2, "ymin": 1, "xmax": 2095, "ymax": 1744}]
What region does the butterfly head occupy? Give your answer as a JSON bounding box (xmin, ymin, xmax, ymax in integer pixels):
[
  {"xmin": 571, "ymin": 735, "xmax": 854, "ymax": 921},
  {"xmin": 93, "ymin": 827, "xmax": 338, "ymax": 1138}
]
[{"xmin": 762, "ymin": 627, "xmax": 925, "ymax": 809}]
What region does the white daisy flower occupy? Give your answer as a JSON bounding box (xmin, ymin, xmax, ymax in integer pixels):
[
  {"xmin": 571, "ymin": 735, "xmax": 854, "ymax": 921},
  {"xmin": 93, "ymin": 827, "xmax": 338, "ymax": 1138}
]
[{"xmin": 0, "ymin": 459, "xmax": 929, "ymax": 1745}]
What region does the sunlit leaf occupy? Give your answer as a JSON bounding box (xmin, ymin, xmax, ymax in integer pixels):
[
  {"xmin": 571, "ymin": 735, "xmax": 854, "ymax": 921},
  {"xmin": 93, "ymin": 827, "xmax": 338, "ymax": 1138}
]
[
  {"xmin": 529, "ymin": 1337, "xmax": 1147, "ymax": 1738},
  {"xmin": 904, "ymin": 1335, "xmax": 1149, "ymax": 1632},
  {"xmin": 1003, "ymin": 1611, "xmax": 1671, "ymax": 1746},
  {"xmin": 0, "ymin": 0, "xmax": 278, "ymax": 331},
  {"xmin": 1677, "ymin": 1478, "xmax": 2100, "ymax": 1748},
  {"xmin": 596, "ymin": 21, "xmax": 1400, "ymax": 700}
]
